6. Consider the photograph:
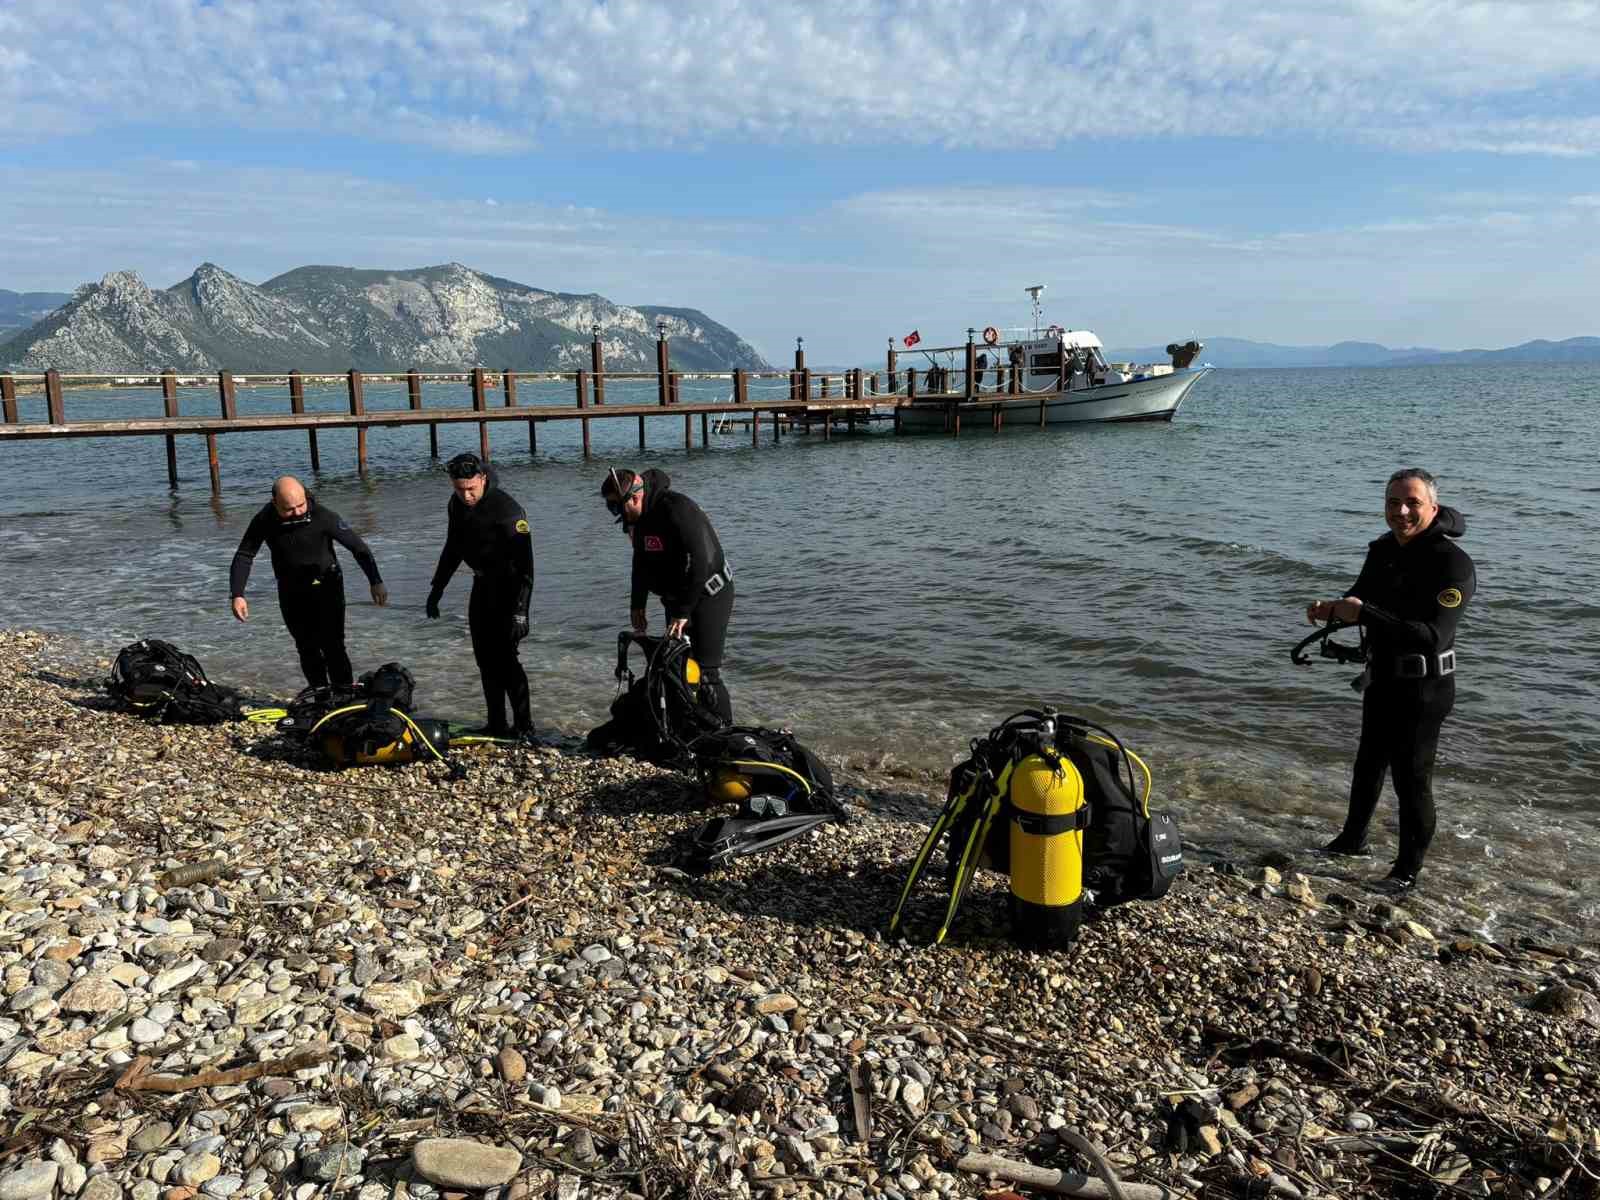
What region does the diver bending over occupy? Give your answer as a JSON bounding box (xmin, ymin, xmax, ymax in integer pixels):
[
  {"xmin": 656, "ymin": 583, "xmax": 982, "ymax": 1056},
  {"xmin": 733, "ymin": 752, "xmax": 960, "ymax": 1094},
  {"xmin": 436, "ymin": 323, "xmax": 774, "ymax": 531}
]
[
  {"xmin": 601, "ymin": 467, "xmax": 735, "ymax": 724},
  {"xmin": 229, "ymin": 476, "xmax": 387, "ymax": 689}
]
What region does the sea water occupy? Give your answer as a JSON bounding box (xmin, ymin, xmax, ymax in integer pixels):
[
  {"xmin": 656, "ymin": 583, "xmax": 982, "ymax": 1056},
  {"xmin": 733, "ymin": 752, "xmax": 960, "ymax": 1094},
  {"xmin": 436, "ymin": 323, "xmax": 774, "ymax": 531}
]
[{"xmin": 2, "ymin": 365, "xmax": 1596, "ymax": 941}]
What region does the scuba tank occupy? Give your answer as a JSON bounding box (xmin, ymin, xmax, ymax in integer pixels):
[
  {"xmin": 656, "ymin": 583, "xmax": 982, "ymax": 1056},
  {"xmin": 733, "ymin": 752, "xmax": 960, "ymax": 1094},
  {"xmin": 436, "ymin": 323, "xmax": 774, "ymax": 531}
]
[
  {"xmin": 1006, "ymin": 734, "xmax": 1088, "ymax": 949},
  {"xmin": 314, "ymin": 710, "xmax": 450, "ymax": 767},
  {"xmin": 890, "ymin": 710, "xmax": 1160, "ymax": 948}
]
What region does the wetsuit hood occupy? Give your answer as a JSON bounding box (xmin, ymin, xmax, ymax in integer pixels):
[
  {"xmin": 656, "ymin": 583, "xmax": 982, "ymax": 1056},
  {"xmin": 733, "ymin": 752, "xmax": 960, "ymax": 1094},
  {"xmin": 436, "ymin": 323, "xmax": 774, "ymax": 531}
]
[
  {"xmin": 1371, "ymin": 503, "xmax": 1465, "ymax": 550},
  {"xmin": 638, "ymin": 468, "xmax": 673, "ymax": 516}
]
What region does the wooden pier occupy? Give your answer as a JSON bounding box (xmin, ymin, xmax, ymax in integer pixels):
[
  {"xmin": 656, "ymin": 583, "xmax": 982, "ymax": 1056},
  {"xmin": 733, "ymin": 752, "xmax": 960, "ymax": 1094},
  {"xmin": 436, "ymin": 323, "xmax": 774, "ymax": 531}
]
[{"xmin": 0, "ymin": 329, "xmax": 1081, "ymax": 492}]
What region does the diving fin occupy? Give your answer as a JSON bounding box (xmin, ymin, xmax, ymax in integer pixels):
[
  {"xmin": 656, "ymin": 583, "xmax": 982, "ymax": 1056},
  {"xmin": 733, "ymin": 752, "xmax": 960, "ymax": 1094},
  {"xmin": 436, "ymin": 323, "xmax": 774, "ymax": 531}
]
[{"xmin": 681, "ymin": 811, "xmax": 837, "ymax": 873}]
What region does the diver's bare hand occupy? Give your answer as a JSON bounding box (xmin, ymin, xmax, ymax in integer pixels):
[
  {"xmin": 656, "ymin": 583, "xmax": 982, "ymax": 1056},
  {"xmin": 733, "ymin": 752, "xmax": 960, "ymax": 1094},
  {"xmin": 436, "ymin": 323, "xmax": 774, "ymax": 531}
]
[{"xmin": 231, "ymin": 597, "xmax": 249, "ymax": 623}]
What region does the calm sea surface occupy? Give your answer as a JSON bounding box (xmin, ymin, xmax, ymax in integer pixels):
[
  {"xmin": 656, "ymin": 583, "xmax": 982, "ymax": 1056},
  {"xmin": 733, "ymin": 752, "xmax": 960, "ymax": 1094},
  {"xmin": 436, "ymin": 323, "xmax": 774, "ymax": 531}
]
[{"xmin": 2, "ymin": 366, "xmax": 1597, "ymax": 942}]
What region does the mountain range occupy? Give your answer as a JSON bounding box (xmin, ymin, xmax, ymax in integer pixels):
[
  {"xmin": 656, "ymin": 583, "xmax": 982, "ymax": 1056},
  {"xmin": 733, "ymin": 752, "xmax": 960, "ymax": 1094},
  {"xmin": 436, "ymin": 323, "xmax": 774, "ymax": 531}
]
[
  {"xmin": 0, "ymin": 289, "xmax": 72, "ymax": 336},
  {"xmin": 1106, "ymin": 335, "xmax": 1600, "ymax": 368},
  {"xmin": 5, "ymin": 271, "xmax": 1600, "ymax": 372},
  {"xmin": 0, "ymin": 264, "xmax": 769, "ymax": 373}
]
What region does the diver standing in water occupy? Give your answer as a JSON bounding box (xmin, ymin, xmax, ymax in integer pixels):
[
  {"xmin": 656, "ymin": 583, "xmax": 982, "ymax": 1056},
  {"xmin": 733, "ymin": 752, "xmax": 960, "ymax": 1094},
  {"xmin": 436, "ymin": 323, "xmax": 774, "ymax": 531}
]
[
  {"xmin": 426, "ymin": 452, "xmax": 535, "ymax": 741},
  {"xmin": 229, "ymin": 476, "xmax": 387, "ymax": 689},
  {"xmin": 1304, "ymin": 467, "xmax": 1475, "ymax": 894},
  {"xmin": 601, "ymin": 467, "xmax": 735, "ymax": 723}
]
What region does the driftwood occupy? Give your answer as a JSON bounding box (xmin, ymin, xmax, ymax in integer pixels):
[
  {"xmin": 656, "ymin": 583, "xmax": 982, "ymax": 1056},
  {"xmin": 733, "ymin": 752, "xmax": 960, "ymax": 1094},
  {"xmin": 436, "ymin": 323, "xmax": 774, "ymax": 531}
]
[
  {"xmin": 115, "ymin": 1045, "xmax": 333, "ymax": 1093},
  {"xmin": 848, "ymin": 1057, "xmax": 874, "ymax": 1145},
  {"xmin": 957, "ymin": 1149, "xmax": 1168, "ymax": 1200}
]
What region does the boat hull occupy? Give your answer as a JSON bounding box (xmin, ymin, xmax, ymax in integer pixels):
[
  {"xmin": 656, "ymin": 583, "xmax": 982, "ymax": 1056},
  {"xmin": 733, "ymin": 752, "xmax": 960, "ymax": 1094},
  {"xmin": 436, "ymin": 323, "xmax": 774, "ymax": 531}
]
[{"xmin": 897, "ymin": 366, "xmax": 1211, "ymax": 430}]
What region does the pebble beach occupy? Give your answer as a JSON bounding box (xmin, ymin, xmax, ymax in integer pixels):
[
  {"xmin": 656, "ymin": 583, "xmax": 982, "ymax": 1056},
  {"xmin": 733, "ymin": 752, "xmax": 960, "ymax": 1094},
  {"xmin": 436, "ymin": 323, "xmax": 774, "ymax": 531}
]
[{"xmin": 2, "ymin": 627, "xmax": 1598, "ymax": 1200}]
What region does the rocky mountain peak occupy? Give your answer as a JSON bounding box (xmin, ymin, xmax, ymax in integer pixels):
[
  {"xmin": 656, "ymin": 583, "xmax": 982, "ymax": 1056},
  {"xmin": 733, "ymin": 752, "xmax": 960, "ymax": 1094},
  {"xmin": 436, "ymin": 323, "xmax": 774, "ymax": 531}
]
[
  {"xmin": 1, "ymin": 262, "xmax": 770, "ymax": 374},
  {"xmin": 96, "ymin": 270, "xmax": 156, "ymax": 304}
]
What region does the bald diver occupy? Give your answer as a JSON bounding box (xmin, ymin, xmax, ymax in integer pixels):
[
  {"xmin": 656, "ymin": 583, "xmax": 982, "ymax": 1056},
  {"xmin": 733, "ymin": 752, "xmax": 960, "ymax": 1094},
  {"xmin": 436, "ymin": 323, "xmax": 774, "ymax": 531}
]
[{"xmin": 229, "ymin": 475, "xmax": 387, "ymax": 690}]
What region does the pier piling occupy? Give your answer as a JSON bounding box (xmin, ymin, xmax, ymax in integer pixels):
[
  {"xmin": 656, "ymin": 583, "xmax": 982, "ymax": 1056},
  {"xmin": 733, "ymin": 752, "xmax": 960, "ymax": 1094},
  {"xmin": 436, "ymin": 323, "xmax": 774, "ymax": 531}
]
[
  {"xmin": 576, "ymin": 369, "xmax": 590, "ymax": 458},
  {"xmin": 290, "ymin": 371, "xmax": 320, "ymax": 472},
  {"xmin": 347, "ymin": 370, "xmax": 367, "ymax": 473},
  {"xmin": 45, "ymin": 370, "xmax": 64, "ymax": 425},
  {"xmin": 471, "ymin": 368, "xmax": 489, "ymax": 459},
  {"xmin": 160, "ymin": 372, "xmax": 178, "ymax": 487},
  {"xmin": 406, "ymin": 369, "xmax": 433, "ymax": 458}
]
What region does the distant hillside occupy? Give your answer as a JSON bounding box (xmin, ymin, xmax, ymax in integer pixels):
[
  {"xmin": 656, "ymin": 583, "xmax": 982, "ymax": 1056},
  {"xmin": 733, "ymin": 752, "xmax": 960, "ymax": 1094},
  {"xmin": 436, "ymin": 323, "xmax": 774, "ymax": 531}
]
[
  {"xmin": 0, "ymin": 264, "xmax": 770, "ymax": 373},
  {"xmin": 0, "ymin": 289, "xmax": 70, "ymax": 335},
  {"xmin": 1106, "ymin": 335, "xmax": 1600, "ymax": 368}
]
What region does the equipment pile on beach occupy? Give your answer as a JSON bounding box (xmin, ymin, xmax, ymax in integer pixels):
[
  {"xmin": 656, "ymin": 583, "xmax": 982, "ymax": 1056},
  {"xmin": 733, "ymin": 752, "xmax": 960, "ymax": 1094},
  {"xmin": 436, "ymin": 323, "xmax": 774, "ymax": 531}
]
[{"xmin": 5, "ymin": 627, "xmax": 1598, "ymax": 1200}]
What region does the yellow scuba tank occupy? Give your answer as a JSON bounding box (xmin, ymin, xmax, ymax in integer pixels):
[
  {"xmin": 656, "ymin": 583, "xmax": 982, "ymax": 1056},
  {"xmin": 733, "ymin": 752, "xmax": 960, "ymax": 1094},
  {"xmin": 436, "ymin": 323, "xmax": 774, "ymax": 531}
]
[
  {"xmin": 312, "ymin": 706, "xmax": 450, "ymax": 768},
  {"xmin": 706, "ymin": 765, "xmax": 753, "ymax": 803},
  {"xmin": 1007, "ymin": 750, "xmax": 1087, "ymax": 948}
]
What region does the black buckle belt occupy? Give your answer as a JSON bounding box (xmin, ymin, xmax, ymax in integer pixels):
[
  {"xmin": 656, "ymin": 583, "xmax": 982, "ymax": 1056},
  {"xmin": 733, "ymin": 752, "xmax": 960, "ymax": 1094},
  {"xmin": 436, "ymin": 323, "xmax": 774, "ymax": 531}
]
[
  {"xmin": 705, "ymin": 562, "xmax": 734, "ymax": 596},
  {"xmin": 1387, "ymin": 649, "xmax": 1456, "ymax": 679}
]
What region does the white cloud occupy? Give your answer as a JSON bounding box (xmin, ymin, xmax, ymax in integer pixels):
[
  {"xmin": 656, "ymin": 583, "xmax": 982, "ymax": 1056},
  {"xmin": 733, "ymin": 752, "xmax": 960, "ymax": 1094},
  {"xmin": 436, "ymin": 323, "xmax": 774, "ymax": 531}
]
[{"xmin": 5, "ymin": 1, "xmax": 1600, "ymax": 155}]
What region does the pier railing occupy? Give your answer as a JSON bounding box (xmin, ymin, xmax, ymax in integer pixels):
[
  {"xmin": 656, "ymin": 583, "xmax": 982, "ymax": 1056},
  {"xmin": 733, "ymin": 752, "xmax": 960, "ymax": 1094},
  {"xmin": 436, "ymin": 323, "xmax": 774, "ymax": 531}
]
[{"xmin": 1, "ymin": 330, "xmax": 1094, "ymax": 491}]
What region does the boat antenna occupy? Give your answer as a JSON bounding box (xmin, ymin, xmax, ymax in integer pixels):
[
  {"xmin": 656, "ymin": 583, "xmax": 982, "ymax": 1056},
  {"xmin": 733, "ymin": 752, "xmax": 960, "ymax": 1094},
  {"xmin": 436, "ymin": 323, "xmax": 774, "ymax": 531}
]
[{"xmin": 1025, "ymin": 285, "xmax": 1046, "ymax": 334}]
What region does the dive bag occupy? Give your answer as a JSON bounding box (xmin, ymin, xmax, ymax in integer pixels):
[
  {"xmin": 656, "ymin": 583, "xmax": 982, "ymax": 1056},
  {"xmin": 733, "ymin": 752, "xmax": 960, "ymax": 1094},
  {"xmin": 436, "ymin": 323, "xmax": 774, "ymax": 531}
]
[
  {"xmin": 681, "ymin": 726, "xmax": 848, "ymax": 872},
  {"xmin": 106, "ymin": 639, "xmax": 243, "ymax": 724},
  {"xmin": 586, "ymin": 632, "xmax": 726, "ymax": 767}
]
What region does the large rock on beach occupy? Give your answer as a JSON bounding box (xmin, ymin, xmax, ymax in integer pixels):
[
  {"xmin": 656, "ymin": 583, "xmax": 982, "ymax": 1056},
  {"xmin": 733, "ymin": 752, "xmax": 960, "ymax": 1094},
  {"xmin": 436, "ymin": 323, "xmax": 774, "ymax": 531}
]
[{"xmin": 411, "ymin": 1139, "xmax": 522, "ymax": 1189}]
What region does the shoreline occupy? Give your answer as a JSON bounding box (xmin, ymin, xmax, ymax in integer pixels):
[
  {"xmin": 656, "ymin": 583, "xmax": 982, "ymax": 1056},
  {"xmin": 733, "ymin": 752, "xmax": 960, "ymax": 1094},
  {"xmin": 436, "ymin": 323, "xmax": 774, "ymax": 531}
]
[{"xmin": 2, "ymin": 627, "xmax": 1598, "ymax": 1200}]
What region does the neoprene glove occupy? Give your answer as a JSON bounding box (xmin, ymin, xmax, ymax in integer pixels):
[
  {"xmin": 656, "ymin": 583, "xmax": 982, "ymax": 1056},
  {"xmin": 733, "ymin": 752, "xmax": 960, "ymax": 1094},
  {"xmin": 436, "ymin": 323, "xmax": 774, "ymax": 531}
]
[
  {"xmin": 425, "ymin": 589, "xmax": 442, "ymax": 620},
  {"xmin": 511, "ymin": 613, "xmax": 529, "ymax": 642}
]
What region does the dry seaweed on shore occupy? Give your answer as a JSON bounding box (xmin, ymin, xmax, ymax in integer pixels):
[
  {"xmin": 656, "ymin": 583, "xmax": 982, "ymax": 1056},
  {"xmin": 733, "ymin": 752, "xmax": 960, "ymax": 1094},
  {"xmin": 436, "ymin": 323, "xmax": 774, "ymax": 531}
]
[{"xmin": 1, "ymin": 627, "xmax": 1597, "ymax": 1200}]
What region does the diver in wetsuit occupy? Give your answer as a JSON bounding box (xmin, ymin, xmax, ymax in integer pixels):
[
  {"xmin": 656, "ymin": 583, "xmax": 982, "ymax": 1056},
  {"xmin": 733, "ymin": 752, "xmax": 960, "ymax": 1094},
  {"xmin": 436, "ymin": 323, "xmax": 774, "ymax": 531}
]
[
  {"xmin": 1304, "ymin": 467, "xmax": 1476, "ymax": 894},
  {"xmin": 426, "ymin": 452, "xmax": 535, "ymax": 740},
  {"xmin": 601, "ymin": 466, "xmax": 735, "ymax": 723},
  {"xmin": 229, "ymin": 476, "xmax": 387, "ymax": 689}
]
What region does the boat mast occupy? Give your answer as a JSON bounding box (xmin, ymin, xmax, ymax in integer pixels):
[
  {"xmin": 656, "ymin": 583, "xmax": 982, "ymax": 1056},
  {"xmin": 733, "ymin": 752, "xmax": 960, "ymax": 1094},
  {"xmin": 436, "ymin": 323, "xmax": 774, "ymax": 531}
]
[{"xmin": 1026, "ymin": 285, "xmax": 1046, "ymax": 336}]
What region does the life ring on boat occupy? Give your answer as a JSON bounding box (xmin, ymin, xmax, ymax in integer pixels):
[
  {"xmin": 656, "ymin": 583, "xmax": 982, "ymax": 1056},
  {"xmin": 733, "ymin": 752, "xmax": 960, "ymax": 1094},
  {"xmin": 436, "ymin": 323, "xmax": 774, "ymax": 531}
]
[{"xmin": 982, "ymin": 326, "xmax": 1000, "ymax": 346}]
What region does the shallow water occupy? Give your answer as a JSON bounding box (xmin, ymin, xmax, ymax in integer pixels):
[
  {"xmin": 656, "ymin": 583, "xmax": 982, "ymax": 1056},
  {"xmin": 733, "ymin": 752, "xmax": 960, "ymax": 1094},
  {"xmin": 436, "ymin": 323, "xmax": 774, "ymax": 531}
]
[{"xmin": 3, "ymin": 365, "xmax": 1597, "ymax": 942}]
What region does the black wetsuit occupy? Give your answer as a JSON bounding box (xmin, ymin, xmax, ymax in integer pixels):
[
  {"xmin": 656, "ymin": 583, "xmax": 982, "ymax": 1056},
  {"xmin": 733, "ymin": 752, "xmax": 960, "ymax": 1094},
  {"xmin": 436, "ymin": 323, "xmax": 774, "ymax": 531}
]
[
  {"xmin": 229, "ymin": 498, "xmax": 381, "ymax": 689},
  {"xmin": 628, "ymin": 468, "xmax": 735, "ymax": 722},
  {"xmin": 1335, "ymin": 506, "xmax": 1475, "ymax": 879},
  {"xmin": 428, "ymin": 475, "xmax": 535, "ymax": 734}
]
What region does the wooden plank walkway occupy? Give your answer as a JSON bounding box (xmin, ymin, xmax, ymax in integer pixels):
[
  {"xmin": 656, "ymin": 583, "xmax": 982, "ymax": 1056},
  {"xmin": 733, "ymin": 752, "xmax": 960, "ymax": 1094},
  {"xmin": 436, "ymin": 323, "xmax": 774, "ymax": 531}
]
[
  {"xmin": 1, "ymin": 331, "xmax": 1074, "ymax": 491},
  {"xmin": 0, "ymin": 397, "xmax": 887, "ymax": 440}
]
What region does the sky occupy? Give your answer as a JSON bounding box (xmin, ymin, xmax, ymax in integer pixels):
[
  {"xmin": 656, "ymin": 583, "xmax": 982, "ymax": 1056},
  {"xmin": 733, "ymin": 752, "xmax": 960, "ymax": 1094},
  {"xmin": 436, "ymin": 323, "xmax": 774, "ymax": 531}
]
[{"xmin": 3, "ymin": 0, "xmax": 1600, "ymax": 363}]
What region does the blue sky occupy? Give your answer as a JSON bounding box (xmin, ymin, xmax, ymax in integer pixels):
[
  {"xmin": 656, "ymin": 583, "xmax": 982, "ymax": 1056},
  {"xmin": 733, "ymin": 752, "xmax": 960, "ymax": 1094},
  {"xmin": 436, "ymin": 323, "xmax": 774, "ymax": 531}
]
[{"xmin": 4, "ymin": 0, "xmax": 1600, "ymax": 363}]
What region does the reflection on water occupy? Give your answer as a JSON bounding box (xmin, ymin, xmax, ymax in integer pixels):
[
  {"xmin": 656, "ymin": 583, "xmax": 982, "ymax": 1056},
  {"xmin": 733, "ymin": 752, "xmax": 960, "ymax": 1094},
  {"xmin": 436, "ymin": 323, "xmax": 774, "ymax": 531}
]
[{"xmin": 2, "ymin": 365, "xmax": 1599, "ymax": 942}]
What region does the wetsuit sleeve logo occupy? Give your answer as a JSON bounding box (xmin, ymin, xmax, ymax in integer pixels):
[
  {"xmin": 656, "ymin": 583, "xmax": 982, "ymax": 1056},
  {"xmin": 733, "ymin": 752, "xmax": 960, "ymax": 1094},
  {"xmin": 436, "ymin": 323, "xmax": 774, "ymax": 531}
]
[
  {"xmin": 515, "ymin": 519, "xmax": 529, "ymax": 534},
  {"xmin": 1438, "ymin": 587, "xmax": 1463, "ymax": 608}
]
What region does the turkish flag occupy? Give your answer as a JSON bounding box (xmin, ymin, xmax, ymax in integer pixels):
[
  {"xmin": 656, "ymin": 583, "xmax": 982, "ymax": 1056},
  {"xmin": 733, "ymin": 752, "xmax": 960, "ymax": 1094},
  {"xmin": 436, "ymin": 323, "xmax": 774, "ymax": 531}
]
[{"xmin": 902, "ymin": 330, "xmax": 921, "ymax": 347}]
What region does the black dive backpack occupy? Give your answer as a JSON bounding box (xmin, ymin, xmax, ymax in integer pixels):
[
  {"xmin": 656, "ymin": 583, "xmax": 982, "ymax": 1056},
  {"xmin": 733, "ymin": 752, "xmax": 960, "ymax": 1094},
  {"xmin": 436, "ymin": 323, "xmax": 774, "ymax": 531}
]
[
  {"xmin": 933, "ymin": 716, "xmax": 1184, "ymax": 907},
  {"xmin": 692, "ymin": 726, "xmax": 843, "ymax": 817},
  {"xmin": 587, "ymin": 633, "xmax": 726, "ymax": 768},
  {"xmin": 301, "ymin": 663, "xmax": 448, "ymax": 769},
  {"xmin": 106, "ymin": 639, "xmax": 242, "ymax": 724},
  {"xmin": 1066, "ymin": 727, "xmax": 1184, "ymax": 906}
]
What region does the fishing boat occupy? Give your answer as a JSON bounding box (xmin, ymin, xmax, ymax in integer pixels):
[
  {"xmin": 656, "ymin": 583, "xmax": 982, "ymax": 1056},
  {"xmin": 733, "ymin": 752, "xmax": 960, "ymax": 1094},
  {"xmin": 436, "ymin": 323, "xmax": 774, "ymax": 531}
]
[{"xmin": 894, "ymin": 286, "xmax": 1211, "ymax": 429}]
